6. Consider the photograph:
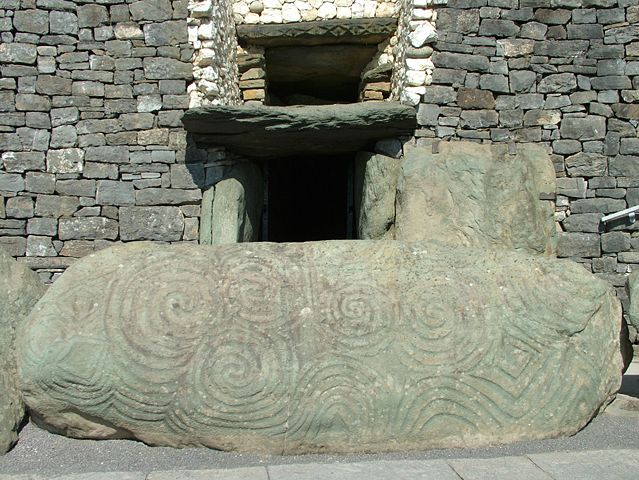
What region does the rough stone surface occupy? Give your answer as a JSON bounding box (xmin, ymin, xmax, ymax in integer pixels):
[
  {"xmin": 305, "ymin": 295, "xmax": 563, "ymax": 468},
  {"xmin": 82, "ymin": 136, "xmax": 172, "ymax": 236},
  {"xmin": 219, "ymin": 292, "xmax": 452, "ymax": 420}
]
[
  {"xmin": 18, "ymin": 241, "xmax": 622, "ymax": 454},
  {"xmin": 119, "ymin": 207, "xmax": 184, "ymax": 242},
  {"xmin": 355, "ymin": 152, "xmax": 399, "ymax": 240},
  {"xmin": 396, "ymin": 142, "xmax": 556, "ymax": 255},
  {"xmin": 627, "ymin": 271, "xmax": 639, "ymax": 333},
  {"xmin": 182, "ymin": 103, "xmax": 416, "ymax": 159},
  {"xmin": 202, "ymin": 163, "xmax": 263, "ymax": 245},
  {"xmin": 0, "ymin": 247, "xmax": 45, "ymax": 454}
]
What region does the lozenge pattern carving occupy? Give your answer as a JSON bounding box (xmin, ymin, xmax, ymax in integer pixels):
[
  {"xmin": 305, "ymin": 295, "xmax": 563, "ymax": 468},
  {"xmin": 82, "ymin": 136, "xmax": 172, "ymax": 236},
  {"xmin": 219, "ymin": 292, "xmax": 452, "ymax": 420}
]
[{"xmin": 17, "ymin": 242, "xmax": 622, "ymax": 453}]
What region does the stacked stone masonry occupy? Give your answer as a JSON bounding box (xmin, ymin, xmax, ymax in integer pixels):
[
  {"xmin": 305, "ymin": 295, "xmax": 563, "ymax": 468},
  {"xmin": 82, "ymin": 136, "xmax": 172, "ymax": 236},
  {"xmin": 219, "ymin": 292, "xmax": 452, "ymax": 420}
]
[
  {"xmin": 416, "ymin": 0, "xmax": 638, "ymax": 336},
  {"xmin": 0, "ymin": 0, "xmax": 214, "ymax": 282}
]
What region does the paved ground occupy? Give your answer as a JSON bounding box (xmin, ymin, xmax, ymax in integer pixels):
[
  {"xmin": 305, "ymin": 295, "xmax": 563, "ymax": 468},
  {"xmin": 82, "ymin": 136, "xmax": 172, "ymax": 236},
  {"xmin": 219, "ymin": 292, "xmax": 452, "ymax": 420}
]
[{"xmin": 2, "ymin": 366, "xmax": 638, "ymax": 479}]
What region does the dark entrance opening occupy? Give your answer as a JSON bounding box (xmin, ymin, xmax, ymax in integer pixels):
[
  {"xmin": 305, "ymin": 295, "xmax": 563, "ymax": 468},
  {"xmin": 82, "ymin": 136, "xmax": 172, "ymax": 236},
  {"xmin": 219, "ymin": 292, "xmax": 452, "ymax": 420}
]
[
  {"xmin": 266, "ymin": 155, "xmax": 353, "ymax": 242},
  {"xmin": 265, "ymin": 44, "xmax": 377, "ymax": 105}
]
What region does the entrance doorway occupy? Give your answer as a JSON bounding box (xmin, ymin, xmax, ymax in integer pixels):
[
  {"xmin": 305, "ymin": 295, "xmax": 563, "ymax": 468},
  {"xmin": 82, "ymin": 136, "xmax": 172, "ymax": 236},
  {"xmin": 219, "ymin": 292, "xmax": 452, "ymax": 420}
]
[{"xmin": 265, "ymin": 155, "xmax": 353, "ymax": 242}]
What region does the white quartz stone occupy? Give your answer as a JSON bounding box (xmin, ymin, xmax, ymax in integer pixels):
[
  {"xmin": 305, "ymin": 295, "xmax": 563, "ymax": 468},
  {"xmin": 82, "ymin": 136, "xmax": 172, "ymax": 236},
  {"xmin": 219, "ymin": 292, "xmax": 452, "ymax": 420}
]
[
  {"xmin": 249, "ymin": 1, "xmax": 264, "ymax": 13},
  {"xmin": 261, "ymin": 7, "xmax": 283, "ymax": 22},
  {"xmin": 263, "ymin": 0, "xmax": 282, "ymax": 7},
  {"xmin": 406, "ymin": 69, "xmax": 427, "ymax": 86},
  {"xmin": 233, "ymin": 1, "xmax": 250, "ymax": 15},
  {"xmin": 190, "ymin": 0, "xmax": 213, "ymax": 17},
  {"xmin": 199, "ymin": 66, "xmax": 219, "ymax": 81},
  {"xmin": 400, "ymin": 89, "xmax": 421, "ymax": 106},
  {"xmin": 198, "ymin": 22, "xmax": 218, "ymax": 40},
  {"xmin": 351, "ymin": 0, "xmax": 365, "ymax": 17},
  {"xmin": 409, "ymin": 21, "xmax": 437, "ymax": 48},
  {"xmin": 195, "ymin": 48, "xmax": 216, "ymax": 67},
  {"xmin": 376, "ymin": 2, "xmax": 395, "ymax": 16},
  {"xmin": 282, "ymin": 3, "xmax": 302, "ymax": 21},
  {"xmin": 300, "ymin": 7, "xmax": 318, "ymax": 20},
  {"xmin": 244, "ymin": 12, "xmax": 261, "ymax": 23},
  {"xmin": 317, "ymin": 2, "xmax": 337, "ymax": 18},
  {"xmin": 335, "ymin": 0, "xmax": 354, "ymax": 6},
  {"xmin": 295, "ymin": 1, "xmax": 312, "ymax": 10},
  {"xmin": 413, "ymin": 0, "xmax": 432, "ymax": 6},
  {"xmin": 363, "ymin": 0, "xmax": 376, "ymax": 17},
  {"xmin": 412, "ymin": 8, "xmax": 432, "ymax": 19},
  {"xmin": 336, "ymin": 6, "xmax": 352, "ymax": 18},
  {"xmin": 406, "ymin": 57, "xmax": 434, "ymax": 71}
]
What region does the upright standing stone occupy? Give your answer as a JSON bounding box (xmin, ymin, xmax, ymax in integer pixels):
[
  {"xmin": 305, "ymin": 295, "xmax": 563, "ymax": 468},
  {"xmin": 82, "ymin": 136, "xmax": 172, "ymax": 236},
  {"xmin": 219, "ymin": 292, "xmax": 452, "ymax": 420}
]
[
  {"xmin": 0, "ymin": 247, "xmax": 45, "ymax": 454},
  {"xmin": 395, "ymin": 142, "xmax": 556, "ymax": 255}
]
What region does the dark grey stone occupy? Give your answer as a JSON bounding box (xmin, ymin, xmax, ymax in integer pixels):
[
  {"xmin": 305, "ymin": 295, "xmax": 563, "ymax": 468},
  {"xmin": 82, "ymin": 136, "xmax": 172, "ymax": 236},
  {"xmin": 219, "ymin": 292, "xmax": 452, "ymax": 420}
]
[
  {"xmin": 565, "ymin": 152, "xmax": 607, "ymax": 177},
  {"xmin": 130, "ymin": 0, "xmax": 174, "ymax": 21},
  {"xmin": 557, "ymin": 232, "xmax": 601, "ymax": 258},
  {"xmin": 96, "ymin": 180, "xmax": 135, "ymax": 206},
  {"xmin": 51, "ymin": 107, "xmax": 80, "ymax": 128},
  {"xmin": 13, "ymin": 9, "xmax": 49, "ymax": 34},
  {"xmin": 56, "ymin": 180, "xmax": 96, "ymax": 198},
  {"xmin": 433, "ymin": 52, "xmax": 490, "ymax": 72},
  {"xmin": 417, "ymin": 104, "xmax": 441, "ymax": 126},
  {"xmin": 620, "ymin": 139, "xmax": 639, "ymax": 155},
  {"xmin": 5, "ymin": 197, "xmax": 34, "ymax": 219},
  {"xmin": 183, "ymin": 103, "xmax": 416, "ymax": 160},
  {"xmin": 143, "ymin": 58, "xmax": 193, "ymax": 80},
  {"xmin": 567, "ymin": 24, "xmax": 603, "ymax": 39},
  {"xmin": 571, "ymin": 198, "xmax": 626, "ymax": 214},
  {"xmin": 534, "ymin": 40, "xmax": 589, "ymax": 57},
  {"xmin": 457, "ymin": 88, "xmax": 495, "ymax": 109},
  {"xmin": 120, "ymin": 206, "xmax": 184, "ymax": 242},
  {"xmin": 479, "ymin": 74, "xmax": 509, "ymax": 93},
  {"xmin": 50, "ymin": 125, "xmax": 78, "ymax": 149},
  {"xmin": 556, "ymin": 177, "xmax": 587, "ymax": 198},
  {"xmin": 27, "ymin": 218, "xmax": 58, "ymax": 236},
  {"xmin": 1, "ymin": 152, "xmax": 45, "ymax": 173},
  {"xmin": 58, "ymin": 217, "xmax": 118, "ymax": 240},
  {"xmin": 0, "ymin": 43, "xmax": 37, "ymax": 65},
  {"xmin": 560, "ymin": 116, "xmax": 606, "ymax": 140},
  {"xmin": 85, "ymin": 146, "xmax": 129, "ymax": 164},
  {"xmin": 553, "ymin": 140, "xmax": 581, "ymax": 155},
  {"xmin": 509, "ymin": 70, "xmax": 536, "ymax": 93},
  {"xmin": 15, "ymin": 94, "xmax": 50, "ymax": 112},
  {"xmin": 436, "ymin": 9, "xmax": 480, "ymax": 34},
  {"xmin": 0, "ymin": 174, "xmax": 25, "ymax": 193},
  {"xmin": 170, "ymin": 164, "xmax": 205, "ymax": 189},
  {"xmin": 562, "ymin": 213, "xmax": 603, "ymax": 233},
  {"xmin": 479, "ymin": 19, "xmax": 519, "ymax": 37},
  {"xmin": 609, "ymin": 156, "xmax": 639, "ymax": 177},
  {"xmin": 601, "ymin": 232, "xmax": 630, "ymax": 253},
  {"xmin": 591, "ymin": 76, "xmax": 632, "ymax": 90},
  {"xmin": 49, "ymin": 11, "xmax": 78, "ymax": 35},
  {"xmin": 135, "ymin": 188, "xmax": 202, "ymax": 206},
  {"xmin": 78, "ymin": 4, "xmax": 108, "ymax": 28},
  {"xmin": 34, "ymin": 195, "xmax": 79, "ymax": 218},
  {"xmin": 143, "ymin": 21, "xmax": 188, "ymax": 46},
  {"xmin": 538, "ymin": 73, "xmax": 577, "ymax": 93},
  {"xmin": 25, "ymin": 173, "xmax": 55, "ymax": 194},
  {"xmin": 460, "ymin": 110, "xmax": 499, "ymax": 128}
]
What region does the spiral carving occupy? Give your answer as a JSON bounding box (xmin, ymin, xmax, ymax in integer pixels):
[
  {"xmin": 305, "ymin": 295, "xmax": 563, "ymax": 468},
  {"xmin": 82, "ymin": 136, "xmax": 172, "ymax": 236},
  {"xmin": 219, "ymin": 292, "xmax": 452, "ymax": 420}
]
[{"xmin": 175, "ymin": 327, "xmax": 294, "ymax": 435}]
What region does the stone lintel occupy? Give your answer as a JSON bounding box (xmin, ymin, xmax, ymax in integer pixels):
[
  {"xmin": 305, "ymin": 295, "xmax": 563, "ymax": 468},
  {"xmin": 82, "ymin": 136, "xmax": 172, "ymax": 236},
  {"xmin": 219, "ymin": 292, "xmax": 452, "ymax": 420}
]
[
  {"xmin": 236, "ymin": 18, "xmax": 398, "ymax": 47},
  {"xmin": 182, "ymin": 102, "xmax": 416, "ymax": 159}
]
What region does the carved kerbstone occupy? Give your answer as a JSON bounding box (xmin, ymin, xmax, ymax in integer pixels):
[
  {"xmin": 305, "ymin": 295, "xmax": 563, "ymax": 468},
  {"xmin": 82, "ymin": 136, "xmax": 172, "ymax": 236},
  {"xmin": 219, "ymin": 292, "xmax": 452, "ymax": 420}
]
[{"xmin": 18, "ymin": 242, "xmax": 621, "ymax": 454}]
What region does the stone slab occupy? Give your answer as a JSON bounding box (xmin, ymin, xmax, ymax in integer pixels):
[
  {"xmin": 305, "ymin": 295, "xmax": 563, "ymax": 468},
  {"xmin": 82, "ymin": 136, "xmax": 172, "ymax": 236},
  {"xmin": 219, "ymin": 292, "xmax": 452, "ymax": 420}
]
[
  {"xmin": 528, "ymin": 449, "xmax": 639, "ymax": 480},
  {"xmin": 147, "ymin": 467, "xmax": 268, "ymax": 480},
  {"xmin": 182, "ymin": 102, "xmax": 416, "ymax": 159},
  {"xmin": 18, "ymin": 242, "xmax": 622, "ymax": 454},
  {"xmin": 236, "ymin": 18, "xmax": 397, "ymax": 47},
  {"xmin": 267, "ymin": 460, "xmax": 460, "ymax": 480},
  {"xmin": 448, "ymin": 456, "xmax": 553, "ymax": 479},
  {"xmin": 395, "ymin": 142, "xmax": 556, "ymax": 254}
]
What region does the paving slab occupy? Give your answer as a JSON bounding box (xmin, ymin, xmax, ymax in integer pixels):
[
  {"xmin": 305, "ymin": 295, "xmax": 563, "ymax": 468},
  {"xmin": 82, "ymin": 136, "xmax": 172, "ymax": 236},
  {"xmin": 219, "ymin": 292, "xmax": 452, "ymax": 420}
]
[
  {"xmin": 267, "ymin": 459, "xmax": 460, "ymax": 479},
  {"xmin": 528, "ymin": 449, "xmax": 639, "ymax": 480},
  {"xmin": 147, "ymin": 467, "xmax": 269, "ymax": 480},
  {"xmin": 448, "ymin": 456, "xmax": 553, "ymax": 480}
]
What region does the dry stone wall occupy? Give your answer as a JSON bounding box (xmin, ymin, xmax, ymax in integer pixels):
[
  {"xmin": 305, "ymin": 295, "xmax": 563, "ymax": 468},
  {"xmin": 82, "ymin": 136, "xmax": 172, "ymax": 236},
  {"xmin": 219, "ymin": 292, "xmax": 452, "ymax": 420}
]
[
  {"xmin": 416, "ymin": 0, "xmax": 638, "ymax": 325},
  {"xmin": 0, "ymin": 0, "xmax": 210, "ymax": 282}
]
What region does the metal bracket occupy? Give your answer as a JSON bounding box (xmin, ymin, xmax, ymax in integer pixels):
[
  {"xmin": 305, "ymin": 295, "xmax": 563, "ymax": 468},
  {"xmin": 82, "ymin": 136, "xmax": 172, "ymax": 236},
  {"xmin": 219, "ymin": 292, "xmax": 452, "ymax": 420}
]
[{"xmin": 601, "ymin": 205, "xmax": 639, "ymax": 225}]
